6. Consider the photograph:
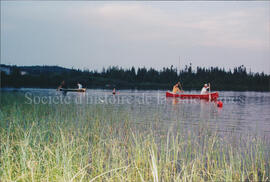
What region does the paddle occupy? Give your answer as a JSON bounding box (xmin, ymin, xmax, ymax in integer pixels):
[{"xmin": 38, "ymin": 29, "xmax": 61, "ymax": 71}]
[
  {"xmin": 179, "ymin": 82, "xmax": 183, "ymax": 92},
  {"xmin": 208, "ymin": 83, "xmax": 211, "ymax": 101}
]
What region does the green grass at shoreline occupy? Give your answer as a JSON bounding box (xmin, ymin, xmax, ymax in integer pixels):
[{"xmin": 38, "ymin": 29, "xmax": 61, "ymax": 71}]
[{"xmin": 0, "ymin": 93, "xmax": 269, "ymax": 181}]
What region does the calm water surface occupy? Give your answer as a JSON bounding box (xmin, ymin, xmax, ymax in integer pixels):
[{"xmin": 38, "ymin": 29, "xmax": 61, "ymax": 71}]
[{"xmin": 3, "ymin": 88, "xmax": 270, "ymax": 138}]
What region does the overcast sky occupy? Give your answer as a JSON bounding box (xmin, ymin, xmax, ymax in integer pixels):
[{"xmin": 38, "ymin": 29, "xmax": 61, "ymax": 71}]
[{"xmin": 1, "ymin": 1, "xmax": 270, "ymax": 73}]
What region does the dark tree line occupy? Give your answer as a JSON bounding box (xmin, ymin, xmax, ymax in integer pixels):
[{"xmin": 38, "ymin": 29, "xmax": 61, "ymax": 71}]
[{"xmin": 1, "ymin": 64, "xmax": 269, "ymax": 91}]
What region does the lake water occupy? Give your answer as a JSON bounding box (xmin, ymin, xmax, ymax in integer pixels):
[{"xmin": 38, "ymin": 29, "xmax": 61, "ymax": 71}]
[{"xmin": 2, "ymin": 88, "xmax": 270, "ymax": 139}]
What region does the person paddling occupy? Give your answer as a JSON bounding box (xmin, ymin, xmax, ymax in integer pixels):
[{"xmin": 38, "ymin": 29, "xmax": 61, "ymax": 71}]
[
  {"xmin": 112, "ymin": 88, "xmax": 116, "ymax": 95},
  {"xmin": 57, "ymin": 80, "xmax": 67, "ymax": 90},
  {"xmin": 57, "ymin": 80, "xmax": 68, "ymax": 95},
  {"xmin": 172, "ymin": 82, "xmax": 182, "ymax": 94},
  {"xmin": 77, "ymin": 82, "xmax": 83, "ymax": 89},
  {"xmin": 201, "ymin": 83, "xmax": 210, "ymax": 95}
]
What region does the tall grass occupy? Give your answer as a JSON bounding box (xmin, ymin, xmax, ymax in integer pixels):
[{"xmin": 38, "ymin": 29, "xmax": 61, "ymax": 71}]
[{"xmin": 0, "ymin": 93, "xmax": 269, "ymax": 181}]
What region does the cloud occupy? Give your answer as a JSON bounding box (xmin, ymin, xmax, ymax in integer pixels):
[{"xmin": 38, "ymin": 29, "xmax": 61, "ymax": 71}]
[
  {"xmin": 63, "ymin": 2, "xmax": 269, "ymax": 50},
  {"xmin": 3, "ymin": 2, "xmax": 268, "ymax": 50},
  {"xmin": 1, "ymin": 2, "xmax": 269, "ymax": 73}
]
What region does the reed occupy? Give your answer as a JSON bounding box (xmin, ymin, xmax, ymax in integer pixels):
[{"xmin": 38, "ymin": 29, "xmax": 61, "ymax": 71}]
[{"xmin": 0, "ymin": 93, "xmax": 269, "ymax": 181}]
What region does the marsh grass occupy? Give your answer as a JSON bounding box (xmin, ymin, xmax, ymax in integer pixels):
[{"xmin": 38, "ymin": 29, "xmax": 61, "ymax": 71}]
[{"xmin": 0, "ymin": 93, "xmax": 269, "ymax": 181}]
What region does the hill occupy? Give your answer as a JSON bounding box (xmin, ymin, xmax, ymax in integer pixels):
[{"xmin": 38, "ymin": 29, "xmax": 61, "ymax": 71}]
[{"xmin": 1, "ymin": 64, "xmax": 269, "ymax": 91}]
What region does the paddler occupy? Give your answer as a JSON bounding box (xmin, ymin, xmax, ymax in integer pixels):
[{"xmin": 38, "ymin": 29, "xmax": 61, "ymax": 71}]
[
  {"xmin": 57, "ymin": 80, "xmax": 67, "ymax": 90},
  {"xmin": 172, "ymin": 82, "xmax": 182, "ymax": 94},
  {"xmin": 201, "ymin": 83, "xmax": 210, "ymax": 94},
  {"xmin": 77, "ymin": 82, "xmax": 82, "ymax": 89},
  {"xmin": 57, "ymin": 80, "xmax": 68, "ymax": 95}
]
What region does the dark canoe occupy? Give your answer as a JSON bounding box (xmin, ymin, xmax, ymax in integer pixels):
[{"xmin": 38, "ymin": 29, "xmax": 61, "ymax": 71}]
[
  {"xmin": 59, "ymin": 88, "xmax": 86, "ymax": 92},
  {"xmin": 166, "ymin": 91, "xmax": 219, "ymax": 101}
]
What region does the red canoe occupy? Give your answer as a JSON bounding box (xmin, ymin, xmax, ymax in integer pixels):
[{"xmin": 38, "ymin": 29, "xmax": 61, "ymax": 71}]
[{"xmin": 166, "ymin": 91, "xmax": 219, "ymax": 101}]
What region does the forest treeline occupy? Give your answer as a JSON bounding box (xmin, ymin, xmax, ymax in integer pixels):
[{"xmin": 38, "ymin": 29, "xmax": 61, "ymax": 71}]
[{"xmin": 1, "ymin": 64, "xmax": 269, "ymax": 91}]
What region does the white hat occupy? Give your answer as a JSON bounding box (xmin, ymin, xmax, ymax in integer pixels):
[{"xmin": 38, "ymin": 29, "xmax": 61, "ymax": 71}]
[{"xmin": 204, "ymin": 84, "xmax": 207, "ymax": 87}]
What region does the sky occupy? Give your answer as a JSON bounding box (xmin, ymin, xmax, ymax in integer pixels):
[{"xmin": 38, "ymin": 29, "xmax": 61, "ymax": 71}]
[{"xmin": 1, "ymin": 1, "xmax": 270, "ymax": 73}]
